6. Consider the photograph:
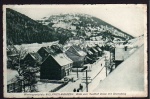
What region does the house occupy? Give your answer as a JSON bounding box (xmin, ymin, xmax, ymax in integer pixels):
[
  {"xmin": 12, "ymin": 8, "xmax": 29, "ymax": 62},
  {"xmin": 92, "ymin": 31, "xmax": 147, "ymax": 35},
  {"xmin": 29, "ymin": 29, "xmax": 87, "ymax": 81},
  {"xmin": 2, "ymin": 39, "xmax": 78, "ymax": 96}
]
[
  {"xmin": 37, "ymin": 44, "xmax": 63, "ymax": 61},
  {"xmin": 22, "ymin": 53, "xmax": 42, "ymax": 67},
  {"xmin": 7, "ymin": 69, "xmax": 23, "ymax": 93},
  {"xmin": 95, "ymin": 46, "xmax": 102, "ymax": 56},
  {"xmin": 89, "ymin": 47, "xmax": 98, "ymax": 58},
  {"xmin": 86, "ymin": 51, "xmax": 96, "ymax": 64},
  {"xmin": 114, "ymin": 46, "xmax": 130, "ymax": 67},
  {"xmin": 40, "ymin": 53, "xmax": 73, "ymax": 80},
  {"xmin": 94, "ymin": 45, "xmax": 144, "ymax": 92},
  {"xmin": 7, "ymin": 69, "xmax": 37, "ymax": 93},
  {"xmin": 65, "ymin": 45, "xmax": 87, "ymax": 68}
]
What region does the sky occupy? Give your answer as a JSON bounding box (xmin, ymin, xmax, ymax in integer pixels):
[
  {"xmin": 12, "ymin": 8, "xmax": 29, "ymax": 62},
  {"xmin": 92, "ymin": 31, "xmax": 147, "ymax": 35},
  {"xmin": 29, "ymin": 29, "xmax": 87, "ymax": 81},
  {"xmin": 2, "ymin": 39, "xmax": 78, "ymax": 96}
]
[{"xmin": 4, "ymin": 4, "xmax": 147, "ymax": 37}]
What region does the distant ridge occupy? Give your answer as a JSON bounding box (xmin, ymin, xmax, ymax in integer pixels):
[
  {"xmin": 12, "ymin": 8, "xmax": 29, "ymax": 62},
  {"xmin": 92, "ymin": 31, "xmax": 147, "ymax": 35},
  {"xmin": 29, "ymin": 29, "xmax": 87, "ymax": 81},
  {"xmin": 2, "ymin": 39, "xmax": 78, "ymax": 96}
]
[
  {"xmin": 6, "ymin": 9, "xmax": 134, "ymax": 45},
  {"xmin": 37, "ymin": 13, "xmax": 134, "ymax": 41}
]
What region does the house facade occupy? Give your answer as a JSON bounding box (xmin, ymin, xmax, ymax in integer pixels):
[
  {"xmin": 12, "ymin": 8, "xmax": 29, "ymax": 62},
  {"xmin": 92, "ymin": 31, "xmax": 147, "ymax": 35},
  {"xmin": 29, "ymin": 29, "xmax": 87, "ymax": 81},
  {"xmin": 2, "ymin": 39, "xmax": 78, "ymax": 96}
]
[
  {"xmin": 65, "ymin": 45, "xmax": 87, "ymax": 68},
  {"xmin": 40, "ymin": 53, "xmax": 73, "ymax": 80},
  {"xmin": 95, "ymin": 46, "xmax": 102, "ymax": 56},
  {"xmin": 7, "ymin": 69, "xmax": 23, "ymax": 93}
]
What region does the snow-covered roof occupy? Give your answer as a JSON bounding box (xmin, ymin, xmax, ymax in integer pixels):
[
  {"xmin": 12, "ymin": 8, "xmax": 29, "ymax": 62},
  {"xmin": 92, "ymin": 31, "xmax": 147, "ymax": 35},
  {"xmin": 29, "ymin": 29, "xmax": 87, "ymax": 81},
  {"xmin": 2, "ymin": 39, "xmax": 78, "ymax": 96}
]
[
  {"xmin": 94, "ymin": 45, "xmax": 144, "ymax": 92},
  {"xmin": 7, "ymin": 69, "xmax": 19, "ymax": 84},
  {"xmin": 77, "ymin": 51, "xmax": 87, "ymax": 56},
  {"xmin": 88, "ymin": 50, "xmax": 93, "ymax": 55},
  {"xmin": 96, "ymin": 47, "xmax": 102, "ymax": 51},
  {"xmin": 115, "ymin": 48, "xmax": 126, "ymax": 60},
  {"xmin": 29, "ymin": 53, "xmax": 42, "ymax": 63},
  {"xmin": 91, "ymin": 48, "xmax": 98, "ymax": 53},
  {"xmin": 14, "ymin": 41, "xmax": 59, "ymax": 53},
  {"xmin": 72, "ymin": 45, "xmax": 87, "ymax": 56},
  {"xmin": 52, "ymin": 53, "xmax": 73, "ymax": 66}
]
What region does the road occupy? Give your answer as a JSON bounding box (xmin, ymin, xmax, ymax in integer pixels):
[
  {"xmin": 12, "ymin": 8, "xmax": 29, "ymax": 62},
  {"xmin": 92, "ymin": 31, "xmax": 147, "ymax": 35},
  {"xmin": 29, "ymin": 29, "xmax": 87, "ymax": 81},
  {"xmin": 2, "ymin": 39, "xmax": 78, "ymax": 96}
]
[{"xmin": 57, "ymin": 52, "xmax": 110, "ymax": 92}]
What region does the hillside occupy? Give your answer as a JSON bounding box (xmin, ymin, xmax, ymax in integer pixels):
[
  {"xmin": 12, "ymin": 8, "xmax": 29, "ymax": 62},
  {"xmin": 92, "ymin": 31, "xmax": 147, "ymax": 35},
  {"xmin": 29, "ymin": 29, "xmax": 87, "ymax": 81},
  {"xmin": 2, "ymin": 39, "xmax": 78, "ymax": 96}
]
[
  {"xmin": 37, "ymin": 13, "xmax": 134, "ymax": 41},
  {"xmin": 6, "ymin": 8, "xmax": 58, "ymax": 45},
  {"xmin": 6, "ymin": 9, "xmax": 134, "ymax": 45}
]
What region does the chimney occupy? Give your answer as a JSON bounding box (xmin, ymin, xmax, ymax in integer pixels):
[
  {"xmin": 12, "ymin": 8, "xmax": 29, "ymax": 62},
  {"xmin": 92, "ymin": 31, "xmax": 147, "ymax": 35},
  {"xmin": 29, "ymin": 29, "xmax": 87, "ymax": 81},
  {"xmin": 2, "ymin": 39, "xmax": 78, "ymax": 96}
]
[{"xmin": 124, "ymin": 46, "xmax": 127, "ymax": 51}]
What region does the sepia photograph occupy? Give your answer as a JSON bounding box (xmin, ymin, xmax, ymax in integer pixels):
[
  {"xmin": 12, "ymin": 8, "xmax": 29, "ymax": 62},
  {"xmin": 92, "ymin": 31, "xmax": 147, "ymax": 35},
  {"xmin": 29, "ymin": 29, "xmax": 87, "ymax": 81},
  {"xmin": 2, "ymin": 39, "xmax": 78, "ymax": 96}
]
[{"xmin": 3, "ymin": 4, "xmax": 147, "ymax": 98}]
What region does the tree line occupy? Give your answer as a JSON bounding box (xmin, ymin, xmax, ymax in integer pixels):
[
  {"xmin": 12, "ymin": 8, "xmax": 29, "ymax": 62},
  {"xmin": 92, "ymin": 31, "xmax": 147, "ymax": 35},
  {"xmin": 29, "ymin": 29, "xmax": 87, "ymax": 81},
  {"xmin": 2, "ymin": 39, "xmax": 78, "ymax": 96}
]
[{"xmin": 6, "ymin": 8, "xmax": 73, "ymax": 45}]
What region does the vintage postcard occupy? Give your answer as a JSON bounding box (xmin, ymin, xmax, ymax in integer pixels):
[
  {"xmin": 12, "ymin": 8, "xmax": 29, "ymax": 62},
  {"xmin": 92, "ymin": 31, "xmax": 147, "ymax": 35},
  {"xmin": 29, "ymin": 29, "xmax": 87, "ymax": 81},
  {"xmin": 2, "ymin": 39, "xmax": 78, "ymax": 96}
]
[{"xmin": 3, "ymin": 4, "xmax": 147, "ymax": 98}]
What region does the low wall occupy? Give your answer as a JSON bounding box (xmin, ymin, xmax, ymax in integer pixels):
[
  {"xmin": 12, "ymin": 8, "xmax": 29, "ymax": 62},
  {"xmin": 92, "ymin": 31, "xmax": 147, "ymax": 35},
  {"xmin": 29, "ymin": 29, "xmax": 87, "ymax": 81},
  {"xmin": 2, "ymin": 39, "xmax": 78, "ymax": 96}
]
[{"xmin": 50, "ymin": 81, "xmax": 68, "ymax": 92}]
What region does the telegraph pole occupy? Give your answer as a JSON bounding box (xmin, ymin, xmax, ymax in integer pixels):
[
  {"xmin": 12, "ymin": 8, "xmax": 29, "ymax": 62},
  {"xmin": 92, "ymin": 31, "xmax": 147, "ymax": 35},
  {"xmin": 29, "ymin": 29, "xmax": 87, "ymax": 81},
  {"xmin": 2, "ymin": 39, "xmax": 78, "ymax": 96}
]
[
  {"xmin": 86, "ymin": 70, "xmax": 88, "ymax": 92},
  {"xmin": 105, "ymin": 56, "xmax": 107, "ymax": 77},
  {"xmin": 77, "ymin": 67, "xmax": 79, "ymax": 78},
  {"xmin": 109, "ymin": 47, "xmax": 111, "ymax": 65}
]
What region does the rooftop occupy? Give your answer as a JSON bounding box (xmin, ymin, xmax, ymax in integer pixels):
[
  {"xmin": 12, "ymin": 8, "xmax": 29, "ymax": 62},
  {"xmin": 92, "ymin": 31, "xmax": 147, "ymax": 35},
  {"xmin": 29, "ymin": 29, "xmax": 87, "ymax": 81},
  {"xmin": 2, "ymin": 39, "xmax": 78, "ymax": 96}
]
[
  {"xmin": 52, "ymin": 53, "xmax": 73, "ymax": 66},
  {"xmin": 7, "ymin": 69, "xmax": 19, "ymax": 84},
  {"xmin": 94, "ymin": 45, "xmax": 145, "ymax": 92}
]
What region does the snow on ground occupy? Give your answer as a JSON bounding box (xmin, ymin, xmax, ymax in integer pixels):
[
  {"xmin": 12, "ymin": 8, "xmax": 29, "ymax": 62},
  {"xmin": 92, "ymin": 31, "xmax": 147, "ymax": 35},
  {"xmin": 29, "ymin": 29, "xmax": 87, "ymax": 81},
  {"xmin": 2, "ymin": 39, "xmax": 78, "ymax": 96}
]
[
  {"xmin": 36, "ymin": 82, "xmax": 61, "ymax": 92},
  {"xmin": 57, "ymin": 55, "xmax": 107, "ymax": 92},
  {"xmin": 14, "ymin": 41, "xmax": 59, "ymax": 53},
  {"xmin": 94, "ymin": 44, "xmax": 145, "ymax": 92},
  {"xmin": 7, "ymin": 69, "xmax": 19, "ymax": 84}
]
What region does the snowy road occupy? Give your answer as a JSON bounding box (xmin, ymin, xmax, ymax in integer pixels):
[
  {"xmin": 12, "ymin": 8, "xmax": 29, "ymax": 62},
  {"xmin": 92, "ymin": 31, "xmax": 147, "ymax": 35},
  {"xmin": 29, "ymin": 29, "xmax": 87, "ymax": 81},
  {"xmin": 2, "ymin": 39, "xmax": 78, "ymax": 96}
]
[{"xmin": 57, "ymin": 54, "xmax": 108, "ymax": 92}]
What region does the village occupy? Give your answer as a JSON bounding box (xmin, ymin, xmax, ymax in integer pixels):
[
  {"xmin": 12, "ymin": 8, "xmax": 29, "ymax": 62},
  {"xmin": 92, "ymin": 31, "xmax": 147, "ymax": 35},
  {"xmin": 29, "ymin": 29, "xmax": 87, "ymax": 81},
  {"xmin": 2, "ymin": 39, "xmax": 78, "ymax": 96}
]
[{"xmin": 6, "ymin": 34, "xmax": 144, "ymax": 92}]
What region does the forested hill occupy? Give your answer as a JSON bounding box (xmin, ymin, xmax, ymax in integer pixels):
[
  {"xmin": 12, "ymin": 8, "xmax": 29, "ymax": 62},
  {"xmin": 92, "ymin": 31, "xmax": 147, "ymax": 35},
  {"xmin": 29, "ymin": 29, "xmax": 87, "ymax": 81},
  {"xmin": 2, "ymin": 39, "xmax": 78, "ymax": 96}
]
[
  {"xmin": 6, "ymin": 8, "xmax": 58, "ymax": 45},
  {"xmin": 6, "ymin": 9, "xmax": 134, "ymax": 45}
]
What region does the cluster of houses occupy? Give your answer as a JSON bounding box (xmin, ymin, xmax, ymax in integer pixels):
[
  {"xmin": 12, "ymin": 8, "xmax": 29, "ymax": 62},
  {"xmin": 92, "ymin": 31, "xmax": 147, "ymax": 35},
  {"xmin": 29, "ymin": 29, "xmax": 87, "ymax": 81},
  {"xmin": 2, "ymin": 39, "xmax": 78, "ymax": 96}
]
[
  {"xmin": 7, "ymin": 34, "xmax": 141, "ymax": 93},
  {"xmin": 7, "ymin": 42, "xmax": 104, "ymax": 92}
]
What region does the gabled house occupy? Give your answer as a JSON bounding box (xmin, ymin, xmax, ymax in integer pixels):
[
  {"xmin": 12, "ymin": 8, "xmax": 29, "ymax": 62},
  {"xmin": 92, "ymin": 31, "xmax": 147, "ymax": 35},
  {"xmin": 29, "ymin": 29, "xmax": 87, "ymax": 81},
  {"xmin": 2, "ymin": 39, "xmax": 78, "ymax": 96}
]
[
  {"xmin": 90, "ymin": 47, "xmax": 98, "ymax": 58},
  {"xmin": 86, "ymin": 50, "xmax": 96, "ymax": 64},
  {"xmin": 37, "ymin": 44, "xmax": 63, "ymax": 61},
  {"xmin": 37, "ymin": 47, "xmax": 50, "ymax": 61},
  {"xmin": 22, "ymin": 53, "xmax": 42, "ymax": 67},
  {"xmin": 65, "ymin": 45, "xmax": 87, "ymax": 68},
  {"xmin": 40, "ymin": 53, "xmax": 73, "ymax": 80},
  {"xmin": 95, "ymin": 46, "xmax": 102, "ymax": 56}
]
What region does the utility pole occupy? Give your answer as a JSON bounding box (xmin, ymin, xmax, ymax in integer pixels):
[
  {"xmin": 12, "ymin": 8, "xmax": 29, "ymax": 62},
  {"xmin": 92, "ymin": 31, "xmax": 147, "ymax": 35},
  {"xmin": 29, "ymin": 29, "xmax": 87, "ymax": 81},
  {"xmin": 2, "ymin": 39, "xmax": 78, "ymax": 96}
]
[
  {"xmin": 85, "ymin": 70, "xmax": 88, "ymax": 92},
  {"xmin": 77, "ymin": 67, "xmax": 78, "ymax": 78},
  {"xmin": 109, "ymin": 47, "xmax": 111, "ymax": 74},
  {"xmin": 105, "ymin": 56, "xmax": 107, "ymax": 77},
  {"xmin": 81, "ymin": 66, "xmax": 89, "ymax": 92}
]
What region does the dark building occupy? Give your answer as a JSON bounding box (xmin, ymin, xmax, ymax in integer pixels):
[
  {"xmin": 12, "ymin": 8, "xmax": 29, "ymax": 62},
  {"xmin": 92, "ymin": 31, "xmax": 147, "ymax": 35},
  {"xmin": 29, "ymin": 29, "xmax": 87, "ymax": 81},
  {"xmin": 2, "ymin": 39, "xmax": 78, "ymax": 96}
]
[
  {"xmin": 37, "ymin": 44, "xmax": 63, "ymax": 61},
  {"xmin": 86, "ymin": 50, "xmax": 95, "ymax": 64},
  {"xmin": 22, "ymin": 53, "xmax": 42, "ymax": 67},
  {"xmin": 95, "ymin": 46, "xmax": 102, "ymax": 56},
  {"xmin": 65, "ymin": 45, "xmax": 87, "ymax": 68},
  {"xmin": 40, "ymin": 53, "xmax": 73, "ymax": 80},
  {"xmin": 90, "ymin": 47, "xmax": 98, "ymax": 58}
]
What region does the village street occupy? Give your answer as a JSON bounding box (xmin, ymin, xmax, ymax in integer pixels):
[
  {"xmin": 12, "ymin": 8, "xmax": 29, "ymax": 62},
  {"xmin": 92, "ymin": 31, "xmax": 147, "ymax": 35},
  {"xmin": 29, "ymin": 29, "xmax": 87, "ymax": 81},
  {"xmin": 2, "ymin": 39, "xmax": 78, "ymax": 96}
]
[{"xmin": 57, "ymin": 51, "xmax": 110, "ymax": 92}]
